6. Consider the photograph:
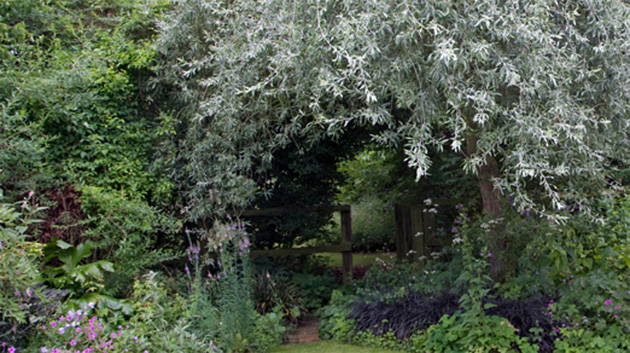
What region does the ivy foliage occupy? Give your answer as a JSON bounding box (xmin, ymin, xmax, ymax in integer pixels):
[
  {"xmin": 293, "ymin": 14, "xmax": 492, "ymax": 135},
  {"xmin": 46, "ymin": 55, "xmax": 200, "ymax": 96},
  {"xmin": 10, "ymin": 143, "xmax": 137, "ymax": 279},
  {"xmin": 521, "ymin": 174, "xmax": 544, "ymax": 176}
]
[
  {"xmin": 0, "ymin": 0, "xmax": 181, "ymax": 297},
  {"xmin": 1, "ymin": 0, "xmax": 172, "ymax": 199}
]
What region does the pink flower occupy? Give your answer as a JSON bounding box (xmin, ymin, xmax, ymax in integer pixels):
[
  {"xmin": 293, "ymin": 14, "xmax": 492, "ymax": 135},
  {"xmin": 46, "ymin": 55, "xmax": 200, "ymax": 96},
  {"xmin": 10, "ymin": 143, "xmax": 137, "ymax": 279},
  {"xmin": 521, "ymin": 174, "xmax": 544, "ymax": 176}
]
[
  {"xmin": 8, "ymin": 347, "xmax": 16, "ymax": 353},
  {"xmin": 70, "ymin": 340, "xmax": 76, "ymax": 346},
  {"xmin": 605, "ymin": 300, "xmax": 612, "ymax": 308}
]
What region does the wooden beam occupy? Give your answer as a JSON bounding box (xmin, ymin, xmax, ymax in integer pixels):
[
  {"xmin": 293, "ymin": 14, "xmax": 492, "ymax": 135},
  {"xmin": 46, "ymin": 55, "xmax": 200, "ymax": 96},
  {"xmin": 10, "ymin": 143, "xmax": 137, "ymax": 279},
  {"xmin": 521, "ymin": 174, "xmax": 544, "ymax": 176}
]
[
  {"xmin": 431, "ymin": 198, "xmax": 465, "ymax": 207},
  {"xmin": 239, "ymin": 205, "xmax": 351, "ymax": 217},
  {"xmin": 340, "ymin": 208, "xmax": 353, "ymax": 285},
  {"xmin": 249, "ymin": 242, "xmax": 352, "ymax": 257}
]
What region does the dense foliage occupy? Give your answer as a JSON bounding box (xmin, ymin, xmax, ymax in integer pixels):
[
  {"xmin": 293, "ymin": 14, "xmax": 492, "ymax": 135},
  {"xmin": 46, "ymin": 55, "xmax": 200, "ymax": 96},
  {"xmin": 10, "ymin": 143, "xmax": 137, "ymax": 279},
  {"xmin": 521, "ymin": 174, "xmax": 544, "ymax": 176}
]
[{"xmin": 159, "ymin": 0, "xmax": 630, "ymax": 218}]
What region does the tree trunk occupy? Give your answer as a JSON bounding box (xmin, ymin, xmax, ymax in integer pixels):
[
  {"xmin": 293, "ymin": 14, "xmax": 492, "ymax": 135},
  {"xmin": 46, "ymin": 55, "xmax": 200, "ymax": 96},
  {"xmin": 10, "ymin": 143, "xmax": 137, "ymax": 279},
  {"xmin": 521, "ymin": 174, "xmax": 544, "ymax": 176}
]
[
  {"xmin": 465, "ymin": 132, "xmax": 503, "ymax": 217},
  {"xmin": 466, "ymin": 132, "xmax": 508, "ymax": 281},
  {"xmin": 477, "ymin": 155, "xmax": 503, "ymax": 218}
]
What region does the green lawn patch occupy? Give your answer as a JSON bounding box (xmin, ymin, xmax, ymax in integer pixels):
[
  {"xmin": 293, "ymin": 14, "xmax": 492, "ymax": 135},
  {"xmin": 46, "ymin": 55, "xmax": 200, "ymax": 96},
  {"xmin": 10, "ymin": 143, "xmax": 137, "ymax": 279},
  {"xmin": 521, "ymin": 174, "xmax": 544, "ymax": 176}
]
[{"xmin": 272, "ymin": 341, "xmax": 405, "ymax": 353}]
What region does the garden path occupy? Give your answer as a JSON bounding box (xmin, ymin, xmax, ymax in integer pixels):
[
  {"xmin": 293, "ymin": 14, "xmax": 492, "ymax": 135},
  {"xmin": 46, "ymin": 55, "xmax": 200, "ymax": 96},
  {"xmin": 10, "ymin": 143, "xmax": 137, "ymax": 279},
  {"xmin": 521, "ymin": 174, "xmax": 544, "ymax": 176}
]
[{"xmin": 285, "ymin": 313, "xmax": 320, "ymax": 344}]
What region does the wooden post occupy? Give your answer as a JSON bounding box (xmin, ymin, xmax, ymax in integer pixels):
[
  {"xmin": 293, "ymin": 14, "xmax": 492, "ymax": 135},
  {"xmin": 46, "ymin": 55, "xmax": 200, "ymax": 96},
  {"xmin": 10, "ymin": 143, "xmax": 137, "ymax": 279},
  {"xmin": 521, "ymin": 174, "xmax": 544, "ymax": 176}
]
[
  {"xmin": 422, "ymin": 209, "xmax": 437, "ymax": 258},
  {"xmin": 340, "ymin": 208, "xmax": 353, "ymax": 285},
  {"xmin": 394, "ymin": 204, "xmax": 409, "ymax": 261},
  {"xmin": 409, "ymin": 206, "xmax": 425, "ymax": 263}
]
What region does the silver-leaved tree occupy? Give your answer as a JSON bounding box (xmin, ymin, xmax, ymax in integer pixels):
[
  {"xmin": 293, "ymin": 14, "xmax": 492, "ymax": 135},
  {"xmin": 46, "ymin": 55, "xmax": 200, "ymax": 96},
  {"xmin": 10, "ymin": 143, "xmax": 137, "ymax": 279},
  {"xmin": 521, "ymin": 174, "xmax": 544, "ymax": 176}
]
[{"xmin": 159, "ymin": 0, "xmax": 630, "ymax": 275}]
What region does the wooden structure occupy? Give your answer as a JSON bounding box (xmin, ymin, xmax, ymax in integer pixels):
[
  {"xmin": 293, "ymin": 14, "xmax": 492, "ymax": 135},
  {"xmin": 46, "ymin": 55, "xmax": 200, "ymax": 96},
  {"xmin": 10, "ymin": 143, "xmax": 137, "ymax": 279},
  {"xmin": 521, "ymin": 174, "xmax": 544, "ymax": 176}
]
[
  {"xmin": 242, "ymin": 205, "xmax": 353, "ymax": 284},
  {"xmin": 394, "ymin": 199, "xmax": 462, "ymax": 262}
]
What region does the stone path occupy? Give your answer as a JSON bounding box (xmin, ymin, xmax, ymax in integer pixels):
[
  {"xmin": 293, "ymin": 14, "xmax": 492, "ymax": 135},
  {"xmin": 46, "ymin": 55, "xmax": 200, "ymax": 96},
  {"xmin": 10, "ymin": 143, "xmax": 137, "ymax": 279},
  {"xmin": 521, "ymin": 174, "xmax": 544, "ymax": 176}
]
[{"xmin": 284, "ymin": 313, "xmax": 320, "ymax": 344}]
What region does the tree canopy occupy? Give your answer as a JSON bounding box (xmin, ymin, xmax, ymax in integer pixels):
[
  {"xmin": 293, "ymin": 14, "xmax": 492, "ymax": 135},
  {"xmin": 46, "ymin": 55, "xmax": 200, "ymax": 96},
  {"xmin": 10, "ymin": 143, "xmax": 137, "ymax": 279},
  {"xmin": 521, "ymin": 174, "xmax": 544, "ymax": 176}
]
[{"xmin": 160, "ymin": 0, "xmax": 630, "ymax": 220}]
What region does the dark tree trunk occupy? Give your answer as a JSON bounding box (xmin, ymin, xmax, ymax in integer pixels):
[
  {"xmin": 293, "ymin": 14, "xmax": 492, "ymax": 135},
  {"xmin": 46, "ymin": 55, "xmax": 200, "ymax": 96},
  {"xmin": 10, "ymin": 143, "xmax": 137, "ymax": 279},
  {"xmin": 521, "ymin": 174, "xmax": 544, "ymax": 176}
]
[
  {"xmin": 477, "ymin": 155, "xmax": 503, "ymax": 217},
  {"xmin": 466, "ymin": 131, "xmax": 508, "ymax": 281}
]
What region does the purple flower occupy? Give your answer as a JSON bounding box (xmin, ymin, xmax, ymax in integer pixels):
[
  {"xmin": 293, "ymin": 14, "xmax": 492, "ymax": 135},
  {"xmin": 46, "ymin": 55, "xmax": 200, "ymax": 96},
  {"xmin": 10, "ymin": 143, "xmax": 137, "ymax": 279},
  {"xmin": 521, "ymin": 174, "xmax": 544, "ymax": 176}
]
[{"xmin": 8, "ymin": 347, "xmax": 16, "ymax": 353}]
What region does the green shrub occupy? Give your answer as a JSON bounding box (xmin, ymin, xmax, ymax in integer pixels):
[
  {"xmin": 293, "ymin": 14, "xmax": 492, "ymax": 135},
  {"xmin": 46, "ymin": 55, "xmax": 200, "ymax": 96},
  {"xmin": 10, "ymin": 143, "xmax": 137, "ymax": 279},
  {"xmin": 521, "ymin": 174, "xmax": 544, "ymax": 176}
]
[
  {"xmin": 354, "ymin": 329, "xmax": 410, "ymax": 351},
  {"xmin": 252, "ymin": 270, "xmax": 302, "ymax": 321},
  {"xmin": 252, "ymin": 308, "xmax": 288, "ymax": 353},
  {"xmin": 317, "ymin": 289, "xmax": 356, "ymax": 341},
  {"xmin": 554, "ymin": 326, "xmax": 629, "ymax": 353},
  {"xmin": 79, "ymin": 186, "xmax": 179, "ymax": 297},
  {"xmin": 354, "ymin": 259, "xmax": 423, "ymax": 304},
  {"xmin": 0, "ymin": 193, "xmax": 50, "ymax": 347},
  {"xmin": 41, "ymin": 239, "xmax": 114, "ymax": 298},
  {"xmin": 418, "ymin": 312, "xmax": 538, "ymax": 353},
  {"xmin": 292, "ymin": 271, "xmax": 338, "ymax": 311}
]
